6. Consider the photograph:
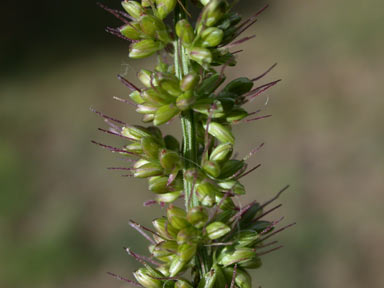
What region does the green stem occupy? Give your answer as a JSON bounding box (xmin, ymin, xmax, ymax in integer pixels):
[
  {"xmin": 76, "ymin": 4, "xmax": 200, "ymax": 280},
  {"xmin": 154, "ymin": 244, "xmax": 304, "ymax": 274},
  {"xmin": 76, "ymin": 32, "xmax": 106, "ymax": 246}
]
[
  {"xmin": 174, "ymin": 0, "xmax": 199, "ymax": 210},
  {"xmin": 174, "ymin": 1, "xmax": 209, "ymax": 281},
  {"xmin": 181, "ymin": 110, "xmax": 199, "ymax": 209}
]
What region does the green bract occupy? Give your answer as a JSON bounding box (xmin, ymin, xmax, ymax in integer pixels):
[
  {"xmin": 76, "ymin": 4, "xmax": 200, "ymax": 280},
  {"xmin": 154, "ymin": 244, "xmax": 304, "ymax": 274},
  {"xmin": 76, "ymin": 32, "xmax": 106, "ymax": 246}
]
[
  {"xmin": 176, "ymin": 19, "xmax": 195, "ymax": 45},
  {"xmin": 156, "ymin": 0, "xmax": 177, "ymax": 19},
  {"xmin": 122, "ymin": 1, "xmax": 144, "ymax": 19},
  {"xmin": 95, "ymin": 1, "xmax": 288, "ymax": 287},
  {"xmin": 129, "ymin": 39, "xmax": 164, "ymax": 59}
]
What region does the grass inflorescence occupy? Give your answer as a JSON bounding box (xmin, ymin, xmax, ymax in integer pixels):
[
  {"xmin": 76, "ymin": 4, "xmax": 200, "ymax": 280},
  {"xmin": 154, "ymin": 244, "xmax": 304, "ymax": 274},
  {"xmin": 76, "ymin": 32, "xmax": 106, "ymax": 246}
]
[{"xmin": 93, "ymin": 1, "xmax": 293, "ymax": 287}]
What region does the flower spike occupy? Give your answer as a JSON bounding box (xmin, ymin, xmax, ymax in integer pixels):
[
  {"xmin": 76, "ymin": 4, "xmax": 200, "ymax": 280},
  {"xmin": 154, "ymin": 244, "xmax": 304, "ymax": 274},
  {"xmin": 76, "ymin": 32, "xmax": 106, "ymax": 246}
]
[{"xmin": 93, "ymin": 0, "xmax": 292, "ymax": 287}]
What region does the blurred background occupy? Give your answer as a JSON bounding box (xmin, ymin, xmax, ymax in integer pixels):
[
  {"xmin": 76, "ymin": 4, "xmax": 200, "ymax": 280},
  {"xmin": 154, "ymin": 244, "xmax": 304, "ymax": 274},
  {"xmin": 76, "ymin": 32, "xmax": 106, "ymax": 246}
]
[{"xmin": 1, "ymin": 0, "xmax": 383, "ymax": 287}]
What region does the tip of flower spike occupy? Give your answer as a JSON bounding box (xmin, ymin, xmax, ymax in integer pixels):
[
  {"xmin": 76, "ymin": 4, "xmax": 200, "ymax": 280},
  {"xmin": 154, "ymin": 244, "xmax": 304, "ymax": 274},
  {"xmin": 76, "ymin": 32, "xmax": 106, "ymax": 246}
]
[
  {"xmin": 90, "ymin": 107, "xmax": 126, "ymax": 125},
  {"xmin": 97, "ymin": 128, "xmax": 135, "ymax": 141},
  {"xmin": 244, "ymin": 114, "xmax": 272, "ymax": 123},
  {"xmin": 113, "ymin": 96, "xmax": 137, "ymax": 107},
  {"xmin": 224, "ymin": 35, "xmax": 256, "ymax": 49},
  {"xmin": 243, "ymin": 142, "xmax": 265, "ymax": 161},
  {"xmin": 260, "ymin": 185, "xmax": 290, "ymax": 210},
  {"xmin": 252, "ymin": 63, "xmax": 278, "ymax": 82},
  {"xmin": 237, "ymin": 4, "xmax": 270, "ymax": 31},
  {"xmin": 258, "ymin": 222, "xmax": 296, "ymax": 243},
  {"xmin": 96, "ymin": 2, "xmax": 131, "ymax": 24},
  {"xmin": 231, "ymin": 49, "xmax": 244, "ymax": 55},
  {"xmin": 106, "ymin": 272, "xmax": 142, "ymax": 287},
  {"xmin": 117, "ymin": 74, "xmax": 140, "ymax": 91},
  {"xmin": 244, "ymin": 79, "xmax": 282, "ymax": 103},
  {"xmin": 105, "ymin": 27, "xmax": 133, "ymax": 41},
  {"xmin": 107, "ymin": 167, "xmax": 134, "ymax": 171},
  {"xmin": 236, "ymin": 164, "xmax": 261, "ymax": 179},
  {"xmin": 256, "ymin": 245, "xmax": 284, "ymax": 257},
  {"xmin": 91, "ymin": 140, "xmax": 127, "ymax": 153},
  {"xmin": 260, "ymin": 216, "xmax": 285, "ymax": 235},
  {"xmin": 252, "ymin": 203, "xmax": 283, "ymax": 223}
]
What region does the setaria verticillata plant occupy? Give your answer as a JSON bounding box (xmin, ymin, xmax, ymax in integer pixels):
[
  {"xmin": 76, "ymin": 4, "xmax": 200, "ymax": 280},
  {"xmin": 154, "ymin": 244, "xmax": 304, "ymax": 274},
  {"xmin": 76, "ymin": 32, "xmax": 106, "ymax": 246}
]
[{"xmin": 93, "ymin": 0, "xmax": 294, "ymax": 287}]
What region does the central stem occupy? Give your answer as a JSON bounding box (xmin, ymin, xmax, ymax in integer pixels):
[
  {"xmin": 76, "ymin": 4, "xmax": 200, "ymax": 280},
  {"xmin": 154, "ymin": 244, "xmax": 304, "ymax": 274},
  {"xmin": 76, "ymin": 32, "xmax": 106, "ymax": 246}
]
[
  {"xmin": 174, "ymin": 2, "xmax": 209, "ymax": 280},
  {"xmin": 181, "ymin": 110, "xmax": 198, "ymax": 209},
  {"xmin": 174, "ymin": 0, "xmax": 199, "ymax": 210}
]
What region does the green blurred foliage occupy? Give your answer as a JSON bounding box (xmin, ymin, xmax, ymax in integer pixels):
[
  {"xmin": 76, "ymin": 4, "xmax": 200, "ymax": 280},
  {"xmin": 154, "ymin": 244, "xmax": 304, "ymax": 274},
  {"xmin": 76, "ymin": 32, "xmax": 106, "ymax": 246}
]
[{"xmin": 1, "ymin": 0, "xmax": 384, "ymax": 288}]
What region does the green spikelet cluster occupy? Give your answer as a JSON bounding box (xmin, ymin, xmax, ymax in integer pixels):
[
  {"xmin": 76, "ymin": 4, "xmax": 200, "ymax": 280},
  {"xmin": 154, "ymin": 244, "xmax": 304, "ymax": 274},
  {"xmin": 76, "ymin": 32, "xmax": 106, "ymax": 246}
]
[{"xmin": 94, "ymin": 1, "xmax": 292, "ymax": 287}]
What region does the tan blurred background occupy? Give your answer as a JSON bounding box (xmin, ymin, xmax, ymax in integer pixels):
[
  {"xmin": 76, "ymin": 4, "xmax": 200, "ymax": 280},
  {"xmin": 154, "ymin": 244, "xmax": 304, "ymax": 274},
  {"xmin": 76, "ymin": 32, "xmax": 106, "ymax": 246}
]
[{"xmin": 1, "ymin": 0, "xmax": 383, "ymax": 287}]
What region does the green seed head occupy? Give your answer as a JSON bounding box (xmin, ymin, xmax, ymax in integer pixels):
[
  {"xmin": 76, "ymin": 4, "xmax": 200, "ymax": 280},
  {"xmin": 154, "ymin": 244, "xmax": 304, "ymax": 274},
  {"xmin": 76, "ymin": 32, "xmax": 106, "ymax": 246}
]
[
  {"xmin": 141, "ymin": 136, "xmax": 161, "ymax": 159},
  {"xmin": 152, "ymin": 217, "xmax": 178, "ymax": 239},
  {"xmin": 206, "ymin": 122, "xmax": 234, "ymax": 144},
  {"xmin": 178, "ymin": 242, "xmax": 197, "ymax": 261},
  {"xmin": 98, "ymin": 0, "xmax": 284, "ymax": 284},
  {"xmin": 134, "ymin": 162, "xmax": 163, "ymax": 178},
  {"xmin": 151, "ymin": 240, "xmax": 178, "ymax": 257},
  {"xmin": 138, "ymin": 69, "xmax": 153, "ymax": 88},
  {"xmin": 222, "ymin": 77, "xmax": 254, "ymax": 96},
  {"xmin": 156, "ymin": 264, "xmax": 170, "ymax": 277},
  {"xmin": 184, "ymin": 168, "xmax": 204, "ymax": 182},
  {"xmin": 169, "ymin": 256, "xmax": 187, "ymax": 277},
  {"xmin": 176, "ymin": 19, "xmax": 195, "ymax": 45},
  {"xmin": 201, "ymin": 27, "xmax": 224, "ymax": 47},
  {"xmin": 133, "ymin": 158, "xmax": 150, "ymax": 169},
  {"xmin": 219, "ymin": 159, "xmax": 245, "ymax": 179},
  {"xmin": 200, "ymin": 268, "xmax": 218, "ymax": 288},
  {"xmin": 142, "ymin": 0, "xmax": 152, "ymax": 7},
  {"xmin": 133, "ymin": 268, "xmax": 163, "ymax": 288},
  {"xmin": 125, "ymin": 142, "xmax": 143, "ymax": 154},
  {"xmin": 122, "ymin": 1, "xmax": 144, "ymax": 19},
  {"xmin": 199, "ymin": 0, "xmax": 228, "ymax": 28},
  {"xmin": 119, "ymin": 22, "xmax": 141, "ymax": 40},
  {"xmin": 122, "ymin": 125, "xmax": 151, "ymax": 140},
  {"xmin": 156, "ymin": 72, "xmax": 182, "ymax": 97},
  {"xmin": 156, "ymin": 191, "xmax": 182, "ymax": 203},
  {"xmin": 234, "ymin": 230, "xmax": 260, "ymax": 248},
  {"xmin": 176, "ymin": 226, "xmax": 199, "ymax": 244},
  {"xmin": 218, "ymin": 247, "xmax": 256, "ymax": 267},
  {"xmin": 203, "ymin": 160, "xmax": 221, "ymax": 178},
  {"xmin": 180, "ymin": 73, "xmax": 200, "ymax": 91},
  {"xmin": 175, "ymin": 279, "xmax": 193, "ymax": 288},
  {"xmin": 164, "ymin": 135, "xmax": 180, "ymax": 151},
  {"xmin": 206, "ymin": 221, "xmax": 231, "ymax": 239},
  {"xmin": 149, "ymin": 176, "xmax": 170, "ymax": 194},
  {"xmin": 215, "ymin": 193, "xmax": 236, "ymax": 210},
  {"xmin": 142, "ymin": 114, "xmax": 155, "ymax": 122},
  {"xmin": 209, "ymin": 143, "xmax": 233, "ymax": 163},
  {"xmin": 187, "ymin": 206, "xmax": 208, "ymax": 228},
  {"xmin": 167, "ymin": 205, "xmax": 190, "ymax": 230},
  {"xmin": 196, "ymin": 181, "xmax": 217, "ymax": 207},
  {"xmin": 189, "ymin": 47, "xmax": 212, "ymax": 67},
  {"xmin": 139, "ymin": 15, "xmax": 171, "ymax": 43},
  {"xmin": 141, "ymin": 88, "xmax": 169, "ymax": 106},
  {"xmin": 224, "ymin": 267, "xmax": 252, "ymax": 288},
  {"xmin": 197, "ymin": 73, "xmax": 226, "ymax": 97},
  {"xmin": 159, "ymin": 149, "xmax": 181, "ymax": 172},
  {"xmin": 239, "ymin": 202, "xmax": 262, "ymax": 227},
  {"xmin": 218, "ymin": 180, "xmax": 245, "ymax": 195},
  {"xmin": 176, "ymin": 91, "xmax": 195, "ymax": 111},
  {"xmin": 129, "ymin": 90, "xmax": 145, "ymax": 104},
  {"xmin": 226, "ymin": 108, "xmax": 249, "ymax": 122},
  {"xmin": 129, "ymin": 39, "xmax": 164, "ymax": 59},
  {"xmin": 137, "ymin": 104, "xmax": 158, "ymax": 114},
  {"xmin": 154, "ymin": 103, "xmax": 179, "ymax": 126},
  {"xmin": 238, "ymin": 255, "xmax": 262, "ymax": 269},
  {"xmin": 156, "ymin": 0, "xmax": 177, "ymax": 20}
]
